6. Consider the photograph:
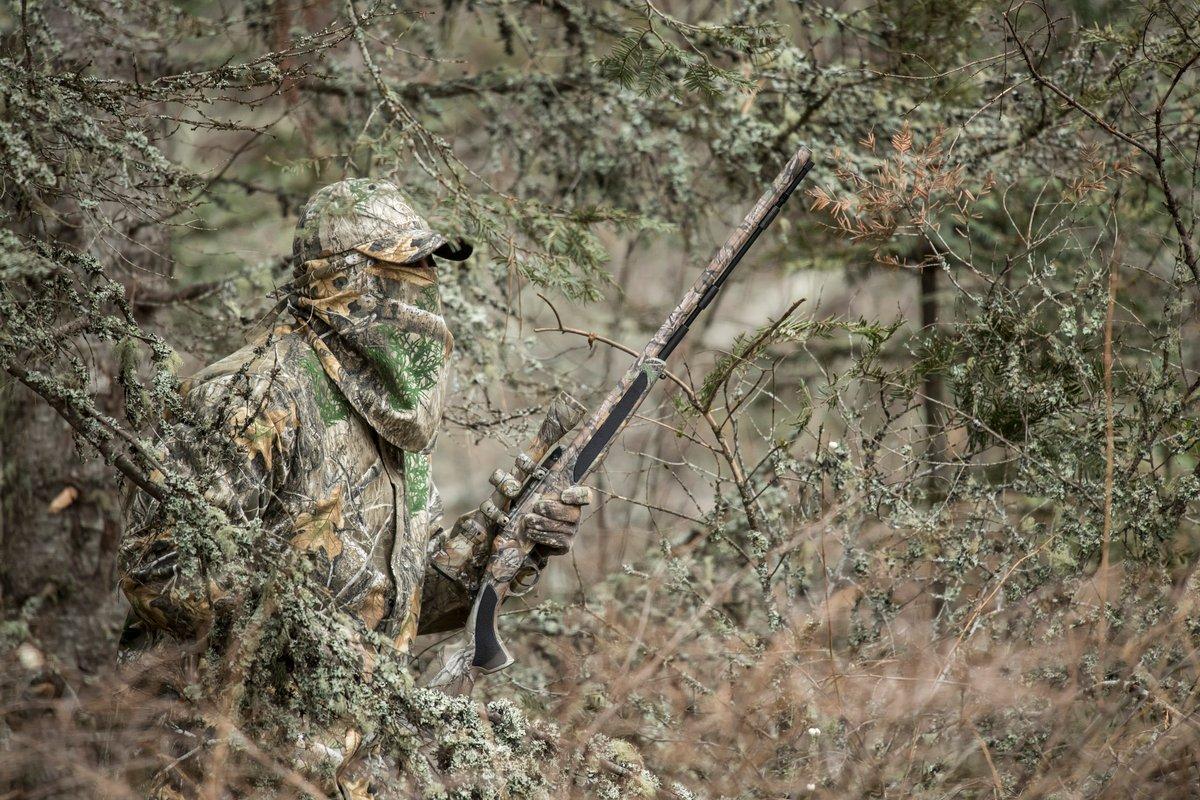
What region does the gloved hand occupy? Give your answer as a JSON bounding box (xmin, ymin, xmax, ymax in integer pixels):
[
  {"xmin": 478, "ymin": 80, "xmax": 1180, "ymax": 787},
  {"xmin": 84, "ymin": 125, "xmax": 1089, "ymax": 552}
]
[{"xmin": 518, "ymin": 485, "xmax": 593, "ymax": 555}]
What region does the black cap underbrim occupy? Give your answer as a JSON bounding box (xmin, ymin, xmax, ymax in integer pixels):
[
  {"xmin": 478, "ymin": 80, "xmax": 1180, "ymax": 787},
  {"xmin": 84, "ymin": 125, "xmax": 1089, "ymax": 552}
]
[{"xmin": 433, "ymin": 239, "xmax": 474, "ymax": 261}]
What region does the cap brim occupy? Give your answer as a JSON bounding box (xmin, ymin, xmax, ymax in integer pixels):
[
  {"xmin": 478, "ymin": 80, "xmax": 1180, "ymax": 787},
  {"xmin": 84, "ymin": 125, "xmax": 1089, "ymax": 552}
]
[
  {"xmin": 355, "ymin": 230, "xmax": 443, "ymax": 265},
  {"xmin": 355, "ymin": 231, "xmax": 473, "ymax": 264}
]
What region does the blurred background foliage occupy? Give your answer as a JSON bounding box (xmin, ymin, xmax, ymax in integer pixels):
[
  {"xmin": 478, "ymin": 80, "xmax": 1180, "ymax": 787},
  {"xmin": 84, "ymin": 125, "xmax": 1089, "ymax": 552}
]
[{"xmin": 2, "ymin": 0, "xmax": 1200, "ymax": 797}]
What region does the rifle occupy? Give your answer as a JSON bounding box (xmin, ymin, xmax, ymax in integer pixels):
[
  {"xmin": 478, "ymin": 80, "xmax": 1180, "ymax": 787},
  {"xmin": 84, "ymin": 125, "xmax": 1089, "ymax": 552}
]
[{"xmin": 431, "ymin": 146, "xmax": 813, "ymax": 693}]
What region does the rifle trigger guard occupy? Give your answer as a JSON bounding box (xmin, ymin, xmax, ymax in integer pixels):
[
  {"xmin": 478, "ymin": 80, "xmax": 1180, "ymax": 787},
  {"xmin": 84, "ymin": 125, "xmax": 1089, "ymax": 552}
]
[{"xmin": 509, "ymin": 559, "xmax": 542, "ymax": 596}]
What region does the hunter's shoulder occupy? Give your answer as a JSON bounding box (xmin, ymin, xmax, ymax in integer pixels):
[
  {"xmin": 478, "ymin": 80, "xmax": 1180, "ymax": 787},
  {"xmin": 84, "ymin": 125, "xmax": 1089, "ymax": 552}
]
[
  {"xmin": 178, "ymin": 326, "xmax": 355, "ymax": 442},
  {"xmin": 181, "ymin": 326, "xmax": 316, "ymax": 404}
]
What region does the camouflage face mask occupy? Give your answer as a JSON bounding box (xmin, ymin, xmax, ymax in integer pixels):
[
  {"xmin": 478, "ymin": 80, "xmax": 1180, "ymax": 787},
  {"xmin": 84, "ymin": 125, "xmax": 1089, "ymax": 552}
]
[{"xmin": 291, "ymin": 251, "xmax": 454, "ymax": 452}]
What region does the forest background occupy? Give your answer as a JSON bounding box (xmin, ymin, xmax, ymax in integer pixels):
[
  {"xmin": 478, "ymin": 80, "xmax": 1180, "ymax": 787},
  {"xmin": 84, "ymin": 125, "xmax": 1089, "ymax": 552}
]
[{"xmin": 3, "ymin": 0, "xmax": 1200, "ymax": 797}]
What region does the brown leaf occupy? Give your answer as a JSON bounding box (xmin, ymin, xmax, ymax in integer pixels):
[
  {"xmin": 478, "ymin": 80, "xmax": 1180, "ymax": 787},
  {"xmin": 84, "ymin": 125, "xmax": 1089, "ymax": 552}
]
[
  {"xmin": 358, "ymin": 585, "xmax": 388, "ymax": 630},
  {"xmin": 807, "ymin": 186, "xmax": 832, "ymax": 211}
]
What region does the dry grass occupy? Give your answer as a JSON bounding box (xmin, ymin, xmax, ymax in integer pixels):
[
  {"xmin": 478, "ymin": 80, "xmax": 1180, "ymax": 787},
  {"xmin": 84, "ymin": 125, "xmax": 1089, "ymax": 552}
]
[
  {"xmin": 492, "ymin": 518, "xmax": 1200, "ymax": 798},
  {"xmin": 5, "ymin": 507, "xmax": 1200, "ymax": 798}
]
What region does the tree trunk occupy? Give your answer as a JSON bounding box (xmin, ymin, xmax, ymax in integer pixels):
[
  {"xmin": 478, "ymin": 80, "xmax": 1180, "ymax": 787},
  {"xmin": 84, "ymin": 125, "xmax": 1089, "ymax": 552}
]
[
  {"xmin": 920, "ymin": 260, "xmax": 949, "ymax": 621},
  {"xmin": 0, "ymin": 378, "xmax": 126, "ymax": 674}
]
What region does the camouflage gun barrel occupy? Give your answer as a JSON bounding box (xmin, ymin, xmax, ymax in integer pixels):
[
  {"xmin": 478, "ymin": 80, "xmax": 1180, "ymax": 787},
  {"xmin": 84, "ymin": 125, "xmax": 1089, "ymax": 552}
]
[{"xmin": 436, "ymin": 146, "xmax": 814, "ymax": 691}]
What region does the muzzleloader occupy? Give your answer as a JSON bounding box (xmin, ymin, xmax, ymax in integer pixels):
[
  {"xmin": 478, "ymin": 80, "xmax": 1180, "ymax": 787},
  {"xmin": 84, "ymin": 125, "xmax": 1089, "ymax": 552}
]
[{"xmin": 431, "ymin": 146, "xmax": 814, "ymax": 693}]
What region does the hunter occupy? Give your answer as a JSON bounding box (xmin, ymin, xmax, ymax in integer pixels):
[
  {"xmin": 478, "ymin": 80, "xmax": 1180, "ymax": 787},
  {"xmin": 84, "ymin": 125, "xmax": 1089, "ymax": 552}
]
[{"xmin": 117, "ymin": 179, "xmax": 591, "ymax": 670}]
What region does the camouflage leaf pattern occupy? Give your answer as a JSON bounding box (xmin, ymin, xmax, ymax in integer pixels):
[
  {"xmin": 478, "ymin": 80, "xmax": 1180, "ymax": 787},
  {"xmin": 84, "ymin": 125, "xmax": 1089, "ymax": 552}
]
[
  {"xmin": 293, "ymin": 253, "xmax": 453, "ymax": 452},
  {"xmin": 121, "ymin": 211, "xmax": 487, "ymax": 660},
  {"xmin": 119, "ymin": 181, "xmax": 501, "ymax": 799},
  {"xmin": 119, "ymin": 321, "xmax": 457, "ymax": 653}
]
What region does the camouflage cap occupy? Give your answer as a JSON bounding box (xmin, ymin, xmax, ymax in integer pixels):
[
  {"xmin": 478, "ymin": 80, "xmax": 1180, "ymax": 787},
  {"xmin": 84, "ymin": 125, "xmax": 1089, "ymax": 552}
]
[{"xmin": 293, "ymin": 178, "xmax": 472, "ymax": 266}]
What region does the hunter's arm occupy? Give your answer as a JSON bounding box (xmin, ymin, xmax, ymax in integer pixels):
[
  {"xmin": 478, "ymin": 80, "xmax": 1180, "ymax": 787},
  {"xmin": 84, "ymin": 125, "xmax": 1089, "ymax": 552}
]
[
  {"xmin": 417, "ymin": 512, "xmax": 491, "ymax": 634},
  {"xmin": 118, "ymin": 370, "xmax": 301, "ymax": 651}
]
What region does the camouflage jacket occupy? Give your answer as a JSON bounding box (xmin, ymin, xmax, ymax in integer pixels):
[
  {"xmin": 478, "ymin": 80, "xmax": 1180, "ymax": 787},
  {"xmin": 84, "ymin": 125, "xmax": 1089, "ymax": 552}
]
[{"xmin": 119, "ymin": 250, "xmax": 482, "ymax": 659}]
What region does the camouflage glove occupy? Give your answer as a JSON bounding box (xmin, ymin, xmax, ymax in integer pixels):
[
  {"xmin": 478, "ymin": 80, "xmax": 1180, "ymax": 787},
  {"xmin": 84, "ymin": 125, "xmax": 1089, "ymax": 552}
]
[{"xmin": 518, "ymin": 485, "xmax": 593, "ymax": 555}]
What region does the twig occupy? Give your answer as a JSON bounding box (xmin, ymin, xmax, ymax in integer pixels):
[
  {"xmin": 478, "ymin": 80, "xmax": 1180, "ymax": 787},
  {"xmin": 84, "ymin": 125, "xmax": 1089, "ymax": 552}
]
[
  {"xmin": 1097, "ymin": 218, "xmax": 1120, "ymax": 620},
  {"xmin": 533, "ymin": 307, "xmax": 773, "ymax": 539},
  {"xmin": 3, "ymin": 363, "xmax": 167, "ymax": 502},
  {"xmin": 534, "ymin": 292, "xmax": 694, "ymax": 391},
  {"xmin": 1004, "ymin": 7, "xmax": 1199, "ymax": 286}
]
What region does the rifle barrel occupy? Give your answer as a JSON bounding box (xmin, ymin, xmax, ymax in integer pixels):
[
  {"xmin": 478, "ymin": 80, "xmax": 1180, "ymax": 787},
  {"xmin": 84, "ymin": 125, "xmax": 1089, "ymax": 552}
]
[{"xmin": 570, "ymin": 147, "xmax": 813, "ymax": 481}]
